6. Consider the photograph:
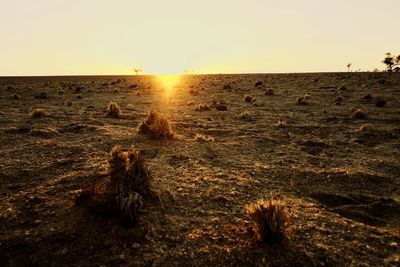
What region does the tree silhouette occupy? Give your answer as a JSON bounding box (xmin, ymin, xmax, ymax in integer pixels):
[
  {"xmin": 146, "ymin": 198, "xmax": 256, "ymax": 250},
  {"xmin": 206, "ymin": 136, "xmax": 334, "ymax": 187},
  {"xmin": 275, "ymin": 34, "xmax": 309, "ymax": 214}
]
[
  {"xmin": 133, "ymin": 68, "xmax": 143, "ymax": 75},
  {"xmin": 347, "ymin": 63, "xmax": 352, "ymax": 72},
  {"xmin": 382, "ymin": 52, "xmax": 400, "ymax": 72}
]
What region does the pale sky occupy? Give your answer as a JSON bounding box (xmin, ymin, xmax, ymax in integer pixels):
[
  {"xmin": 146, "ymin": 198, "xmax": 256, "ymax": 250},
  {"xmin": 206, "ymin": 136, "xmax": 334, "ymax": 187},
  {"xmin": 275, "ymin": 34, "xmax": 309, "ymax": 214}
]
[{"xmin": 0, "ymin": 0, "xmax": 399, "ymax": 75}]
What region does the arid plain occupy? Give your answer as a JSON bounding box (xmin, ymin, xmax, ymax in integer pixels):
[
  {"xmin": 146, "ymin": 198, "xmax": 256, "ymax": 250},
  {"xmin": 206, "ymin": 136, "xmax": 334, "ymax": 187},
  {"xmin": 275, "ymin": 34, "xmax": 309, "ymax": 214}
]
[{"xmin": 1, "ymin": 73, "xmax": 399, "ymax": 266}]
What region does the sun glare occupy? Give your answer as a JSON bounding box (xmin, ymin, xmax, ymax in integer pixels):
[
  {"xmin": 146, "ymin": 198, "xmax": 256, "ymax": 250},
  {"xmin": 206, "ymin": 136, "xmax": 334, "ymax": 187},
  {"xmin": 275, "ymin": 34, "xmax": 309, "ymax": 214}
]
[{"xmin": 157, "ymin": 74, "xmax": 181, "ymax": 92}]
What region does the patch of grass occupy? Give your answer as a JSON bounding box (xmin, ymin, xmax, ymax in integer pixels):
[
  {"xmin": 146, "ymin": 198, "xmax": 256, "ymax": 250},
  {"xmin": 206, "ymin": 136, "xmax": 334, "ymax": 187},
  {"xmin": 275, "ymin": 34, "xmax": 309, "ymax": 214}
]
[
  {"xmin": 352, "ymin": 108, "xmax": 367, "ymax": 119},
  {"xmin": 244, "ymin": 95, "xmax": 253, "ymax": 102},
  {"xmin": 239, "ymin": 111, "xmax": 252, "ymax": 120},
  {"xmin": 223, "ymin": 84, "xmax": 232, "ymax": 90},
  {"xmin": 275, "ymin": 120, "xmax": 286, "ymax": 128},
  {"xmin": 194, "ymin": 133, "xmax": 214, "ymax": 142},
  {"xmin": 76, "ymin": 145, "xmax": 151, "ymax": 227},
  {"xmin": 265, "ymin": 88, "xmax": 274, "ymax": 95},
  {"xmin": 107, "ymin": 101, "xmax": 122, "ymax": 118},
  {"xmin": 255, "ymin": 81, "xmax": 263, "ymax": 87},
  {"xmin": 245, "ymin": 199, "xmax": 290, "ymax": 243},
  {"xmin": 30, "ymin": 108, "xmax": 49, "ymax": 118},
  {"xmin": 296, "ymin": 96, "xmax": 308, "ymax": 105},
  {"xmin": 195, "ymin": 103, "xmax": 211, "ymax": 111},
  {"xmin": 357, "ymin": 123, "xmax": 374, "ymax": 132},
  {"xmin": 138, "ymin": 111, "xmax": 174, "ymax": 139},
  {"xmin": 12, "ymin": 93, "xmax": 20, "ymax": 100}
]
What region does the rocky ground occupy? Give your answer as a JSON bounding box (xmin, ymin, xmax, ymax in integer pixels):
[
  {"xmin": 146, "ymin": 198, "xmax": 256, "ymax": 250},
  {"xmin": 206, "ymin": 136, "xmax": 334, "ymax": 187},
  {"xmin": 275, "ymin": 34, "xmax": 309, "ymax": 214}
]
[{"xmin": 0, "ymin": 72, "xmax": 399, "ymax": 266}]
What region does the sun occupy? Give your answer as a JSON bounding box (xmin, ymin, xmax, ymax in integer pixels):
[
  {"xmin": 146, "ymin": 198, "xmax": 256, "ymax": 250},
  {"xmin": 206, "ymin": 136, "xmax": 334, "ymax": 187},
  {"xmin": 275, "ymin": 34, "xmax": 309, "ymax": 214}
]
[{"xmin": 157, "ymin": 74, "xmax": 181, "ymax": 92}]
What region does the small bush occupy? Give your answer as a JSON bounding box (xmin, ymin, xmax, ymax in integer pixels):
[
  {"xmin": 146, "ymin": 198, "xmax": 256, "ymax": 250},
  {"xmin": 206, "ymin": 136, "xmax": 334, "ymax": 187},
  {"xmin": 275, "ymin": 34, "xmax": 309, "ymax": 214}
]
[
  {"xmin": 195, "ymin": 103, "xmax": 211, "ymax": 111},
  {"xmin": 215, "ymin": 102, "xmax": 228, "ymax": 111},
  {"xmin": 244, "ymin": 95, "xmax": 253, "ymax": 102},
  {"xmin": 223, "ymin": 84, "xmax": 232, "ymax": 90},
  {"xmin": 296, "ymin": 96, "xmax": 308, "ymax": 105},
  {"xmin": 12, "ymin": 93, "xmax": 20, "ymax": 100},
  {"xmin": 358, "ymin": 123, "xmax": 374, "ymax": 132},
  {"xmin": 334, "ymin": 96, "xmax": 343, "ymax": 102},
  {"xmin": 376, "ymin": 100, "xmax": 386, "ymax": 108},
  {"xmin": 265, "ymin": 89, "xmax": 274, "ymax": 95},
  {"xmin": 194, "ymin": 133, "xmax": 214, "ymax": 142},
  {"xmin": 138, "ymin": 111, "xmax": 174, "ymax": 139},
  {"xmin": 245, "ymin": 199, "xmax": 290, "ymax": 243},
  {"xmin": 107, "ymin": 101, "xmax": 122, "ymax": 118},
  {"xmin": 255, "ymin": 81, "xmax": 263, "ymax": 87},
  {"xmin": 239, "ymin": 111, "xmax": 252, "ymax": 120},
  {"xmin": 352, "ymin": 108, "xmax": 367, "ymax": 119},
  {"xmin": 275, "ymin": 120, "xmax": 286, "ymax": 128},
  {"xmin": 189, "ymin": 89, "xmax": 199, "ymax": 96},
  {"xmin": 30, "ymin": 108, "xmax": 49, "ymax": 118}
]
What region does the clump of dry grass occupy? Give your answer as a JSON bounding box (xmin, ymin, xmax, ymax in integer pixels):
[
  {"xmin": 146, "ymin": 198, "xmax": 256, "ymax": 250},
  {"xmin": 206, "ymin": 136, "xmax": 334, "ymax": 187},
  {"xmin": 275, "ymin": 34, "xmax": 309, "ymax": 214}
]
[
  {"xmin": 194, "ymin": 133, "xmax": 214, "ymax": 142},
  {"xmin": 296, "ymin": 95, "xmax": 308, "ymax": 105},
  {"xmin": 107, "ymin": 101, "xmax": 122, "ymax": 118},
  {"xmin": 195, "ymin": 103, "xmax": 211, "ymax": 111},
  {"xmin": 223, "ymin": 84, "xmax": 232, "ymax": 90},
  {"xmin": 66, "ymin": 100, "xmax": 72, "ymax": 106},
  {"xmin": 239, "ymin": 111, "xmax": 252, "ymax": 120},
  {"xmin": 265, "ymin": 88, "xmax": 274, "ymax": 95},
  {"xmin": 255, "ymin": 81, "xmax": 263, "ymax": 87},
  {"xmin": 357, "ymin": 123, "xmax": 374, "ymax": 132},
  {"xmin": 352, "ymin": 108, "xmax": 367, "ymax": 119},
  {"xmin": 76, "ymin": 145, "xmax": 151, "ymax": 227},
  {"xmin": 12, "ymin": 93, "xmax": 20, "ymax": 100},
  {"xmin": 275, "ymin": 120, "xmax": 286, "ymax": 128},
  {"xmin": 244, "ymin": 95, "xmax": 253, "ymax": 102},
  {"xmin": 138, "ymin": 111, "xmax": 174, "ymax": 139},
  {"xmin": 113, "ymin": 88, "xmax": 120, "ymax": 93},
  {"xmin": 189, "ymin": 89, "xmax": 199, "ymax": 96},
  {"xmin": 245, "ymin": 199, "xmax": 290, "ymax": 243},
  {"xmin": 30, "ymin": 108, "xmax": 49, "ymax": 118}
]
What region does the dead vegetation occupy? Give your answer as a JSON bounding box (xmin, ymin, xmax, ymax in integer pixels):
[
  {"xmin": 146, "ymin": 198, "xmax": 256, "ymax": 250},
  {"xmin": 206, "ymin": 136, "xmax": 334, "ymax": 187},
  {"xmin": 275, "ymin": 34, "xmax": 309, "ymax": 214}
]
[
  {"xmin": 352, "ymin": 108, "xmax": 367, "ymax": 119},
  {"xmin": 195, "ymin": 103, "xmax": 211, "ymax": 111},
  {"xmin": 194, "ymin": 133, "xmax": 214, "ymax": 142},
  {"xmin": 30, "ymin": 108, "xmax": 49, "ymax": 118},
  {"xmin": 138, "ymin": 111, "xmax": 174, "ymax": 139},
  {"xmin": 245, "ymin": 199, "xmax": 290, "ymax": 243},
  {"xmin": 76, "ymin": 145, "xmax": 151, "ymax": 227},
  {"xmin": 106, "ymin": 101, "xmax": 122, "ymax": 118},
  {"xmin": 265, "ymin": 88, "xmax": 274, "ymax": 95}
]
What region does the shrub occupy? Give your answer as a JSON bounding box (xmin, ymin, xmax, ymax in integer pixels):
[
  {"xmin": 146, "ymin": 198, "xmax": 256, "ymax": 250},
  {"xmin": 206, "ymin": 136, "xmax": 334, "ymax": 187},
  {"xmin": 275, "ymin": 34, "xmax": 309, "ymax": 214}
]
[
  {"xmin": 376, "ymin": 100, "xmax": 386, "ymax": 108},
  {"xmin": 194, "ymin": 133, "xmax": 214, "ymax": 142},
  {"xmin": 275, "ymin": 120, "xmax": 286, "ymax": 128},
  {"xmin": 239, "ymin": 111, "xmax": 252, "ymax": 120},
  {"xmin": 12, "ymin": 93, "xmax": 20, "ymax": 100},
  {"xmin": 358, "ymin": 123, "xmax": 374, "ymax": 132},
  {"xmin": 265, "ymin": 88, "xmax": 274, "ymax": 95},
  {"xmin": 223, "ymin": 84, "xmax": 232, "ymax": 90},
  {"xmin": 255, "ymin": 81, "xmax": 263, "ymax": 87},
  {"xmin": 107, "ymin": 101, "xmax": 122, "ymax": 118},
  {"xmin": 195, "ymin": 103, "xmax": 211, "ymax": 111},
  {"xmin": 352, "ymin": 108, "xmax": 367, "ymax": 119},
  {"xmin": 138, "ymin": 111, "xmax": 174, "ymax": 139},
  {"xmin": 189, "ymin": 89, "xmax": 199, "ymax": 96},
  {"xmin": 245, "ymin": 199, "xmax": 290, "ymax": 243},
  {"xmin": 296, "ymin": 96, "xmax": 308, "ymax": 105},
  {"xmin": 30, "ymin": 108, "xmax": 49, "ymax": 118},
  {"xmin": 244, "ymin": 95, "xmax": 253, "ymax": 102}
]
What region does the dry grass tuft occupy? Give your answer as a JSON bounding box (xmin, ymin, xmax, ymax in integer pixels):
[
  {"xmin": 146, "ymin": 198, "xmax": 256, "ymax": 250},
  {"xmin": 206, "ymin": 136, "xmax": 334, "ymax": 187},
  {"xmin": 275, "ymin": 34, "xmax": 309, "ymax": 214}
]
[
  {"xmin": 195, "ymin": 103, "xmax": 211, "ymax": 111},
  {"xmin": 30, "ymin": 108, "xmax": 49, "ymax": 118},
  {"xmin": 296, "ymin": 96, "xmax": 308, "ymax": 105},
  {"xmin": 357, "ymin": 123, "xmax": 374, "ymax": 132},
  {"xmin": 76, "ymin": 145, "xmax": 151, "ymax": 227},
  {"xmin": 265, "ymin": 88, "xmax": 274, "ymax": 95},
  {"xmin": 255, "ymin": 81, "xmax": 263, "ymax": 87},
  {"xmin": 189, "ymin": 89, "xmax": 199, "ymax": 96},
  {"xmin": 245, "ymin": 199, "xmax": 290, "ymax": 243},
  {"xmin": 194, "ymin": 133, "xmax": 214, "ymax": 142},
  {"xmin": 244, "ymin": 95, "xmax": 253, "ymax": 102},
  {"xmin": 239, "ymin": 111, "xmax": 252, "ymax": 120},
  {"xmin": 352, "ymin": 108, "xmax": 367, "ymax": 119},
  {"xmin": 12, "ymin": 93, "xmax": 20, "ymax": 100},
  {"xmin": 107, "ymin": 101, "xmax": 122, "ymax": 118},
  {"xmin": 138, "ymin": 111, "xmax": 174, "ymax": 139},
  {"xmin": 275, "ymin": 120, "xmax": 287, "ymax": 128}
]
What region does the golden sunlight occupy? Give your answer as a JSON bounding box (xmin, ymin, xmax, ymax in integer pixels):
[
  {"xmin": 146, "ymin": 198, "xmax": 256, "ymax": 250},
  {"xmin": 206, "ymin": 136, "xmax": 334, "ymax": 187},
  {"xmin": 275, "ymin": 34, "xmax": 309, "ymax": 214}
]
[{"xmin": 157, "ymin": 74, "xmax": 181, "ymax": 92}]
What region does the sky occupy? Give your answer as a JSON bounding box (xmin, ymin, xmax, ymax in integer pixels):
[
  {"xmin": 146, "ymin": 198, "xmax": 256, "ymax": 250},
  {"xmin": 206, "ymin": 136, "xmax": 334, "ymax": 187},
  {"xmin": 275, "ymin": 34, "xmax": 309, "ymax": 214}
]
[{"xmin": 0, "ymin": 0, "xmax": 399, "ymax": 75}]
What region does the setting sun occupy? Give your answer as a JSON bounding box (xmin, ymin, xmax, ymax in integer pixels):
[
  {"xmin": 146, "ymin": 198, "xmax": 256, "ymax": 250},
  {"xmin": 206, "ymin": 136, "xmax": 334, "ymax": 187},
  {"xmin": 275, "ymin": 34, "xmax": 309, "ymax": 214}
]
[{"xmin": 157, "ymin": 74, "xmax": 181, "ymax": 92}]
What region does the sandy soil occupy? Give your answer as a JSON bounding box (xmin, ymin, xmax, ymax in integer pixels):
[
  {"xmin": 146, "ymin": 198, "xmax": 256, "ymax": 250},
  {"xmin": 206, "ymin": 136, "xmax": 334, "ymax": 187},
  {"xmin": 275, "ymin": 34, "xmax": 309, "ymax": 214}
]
[{"xmin": 0, "ymin": 73, "xmax": 399, "ymax": 266}]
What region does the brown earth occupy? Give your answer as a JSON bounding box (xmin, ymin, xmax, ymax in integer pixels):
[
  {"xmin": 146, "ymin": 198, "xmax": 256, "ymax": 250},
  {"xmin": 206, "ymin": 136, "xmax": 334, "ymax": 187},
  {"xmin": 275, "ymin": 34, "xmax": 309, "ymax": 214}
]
[{"xmin": 0, "ymin": 73, "xmax": 399, "ymax": 266}]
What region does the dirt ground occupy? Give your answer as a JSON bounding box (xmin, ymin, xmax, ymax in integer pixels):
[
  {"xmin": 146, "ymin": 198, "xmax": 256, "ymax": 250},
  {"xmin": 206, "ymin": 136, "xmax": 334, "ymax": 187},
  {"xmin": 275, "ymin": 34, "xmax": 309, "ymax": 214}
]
[{"xmin": 1, "ymin": 73, "xmax": 399, "ymax": 266}]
